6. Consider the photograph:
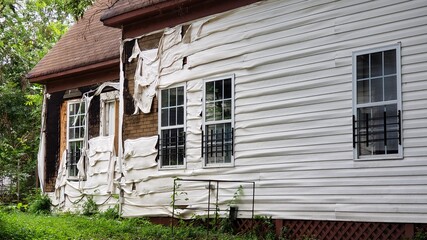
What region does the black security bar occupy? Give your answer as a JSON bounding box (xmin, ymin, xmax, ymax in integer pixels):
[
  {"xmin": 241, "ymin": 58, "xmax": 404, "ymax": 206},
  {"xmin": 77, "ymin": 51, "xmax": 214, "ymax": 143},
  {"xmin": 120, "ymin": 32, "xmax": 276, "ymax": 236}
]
[{"xmin": 352, "ymin": 110, "xmax": 401, "ymax": 148}]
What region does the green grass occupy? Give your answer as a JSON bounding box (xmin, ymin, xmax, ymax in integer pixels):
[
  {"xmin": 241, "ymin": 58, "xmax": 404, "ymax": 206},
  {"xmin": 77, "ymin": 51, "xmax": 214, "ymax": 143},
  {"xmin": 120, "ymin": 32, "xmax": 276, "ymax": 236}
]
[{"xmin": 0, "ymin": 211, "xmax": 251, "ymax": 240}]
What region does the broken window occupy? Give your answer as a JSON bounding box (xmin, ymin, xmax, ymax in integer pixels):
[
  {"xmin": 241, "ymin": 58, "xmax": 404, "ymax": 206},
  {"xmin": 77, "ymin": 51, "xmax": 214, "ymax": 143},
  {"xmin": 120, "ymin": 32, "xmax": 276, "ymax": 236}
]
[
  {"xmin": 67, "ymin": 100, "xmax": 86, "ymax": 177},
  {"xmin": 159, "ymin": 86, "xmax": 186, "ymax": 168},
  {"xmin": 203, "ymin": 76, "xmax": 234, "ymax": 166}
]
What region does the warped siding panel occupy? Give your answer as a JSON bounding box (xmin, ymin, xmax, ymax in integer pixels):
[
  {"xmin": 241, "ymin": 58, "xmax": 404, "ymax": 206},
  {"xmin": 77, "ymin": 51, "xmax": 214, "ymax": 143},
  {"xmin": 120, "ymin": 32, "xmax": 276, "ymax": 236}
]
[
  {"xmin": 118, "ymin": 0, "xmax": 427, "ymax": 223},
  {"xmin": 236, "ymin": 153, "xmax": 351, "ymax": 166},
  {"xmin": 237, "ymin": 125, "xmax": 350, "ymax": 144},
  {"xmin": 237, "ymin": 134, "xmax": 350, "ymax": 153},
  {"xmin": 237, "ymin": 120, "xmax": 350, "ymax": 140},
  {"xmin": 258, "ymin": 166, "xmax": 427, "ymax": 180},
  {"xmin": 259, "ymin": 175, "xmax": 427, "ymax": 188},
  {"xmin": 236, "ymin": 98, "xmax": 350, "ymax": 120},
  {"xmin": 403, "ymin": 90, "xmax": 427, "ymax": 102}
]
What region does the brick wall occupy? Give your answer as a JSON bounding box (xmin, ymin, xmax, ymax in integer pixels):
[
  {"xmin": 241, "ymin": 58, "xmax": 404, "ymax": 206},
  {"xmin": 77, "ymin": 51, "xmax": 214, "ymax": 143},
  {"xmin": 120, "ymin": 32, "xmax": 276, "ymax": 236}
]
[{"xmin": 123, "ymin": 33, "xmax": 162, "ymax": 141}]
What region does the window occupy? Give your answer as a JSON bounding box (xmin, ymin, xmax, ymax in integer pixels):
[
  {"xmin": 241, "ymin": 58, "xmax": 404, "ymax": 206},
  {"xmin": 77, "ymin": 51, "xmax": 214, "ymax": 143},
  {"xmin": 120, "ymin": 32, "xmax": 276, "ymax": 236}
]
[
  {"xmin": 67, "ymin": 100, "xmax": 86, "ymax": 177},
  {"xmin": 203, "ymin": 76, "xmax": 234, "ymax": 166},
  {"xmin": 100, "ymin": 91, "xmax": 119, "ymax": 137},
  {"xmin": 352, "ymin": 44, "xmax": 402, "ymax": 159},
  {"xmin": 159, "ymin": 86, "xmax": 186, "ymax": 168},
  {"xmin": 102, "ymin": 101, "xmax": 115, "ymax": 136}
]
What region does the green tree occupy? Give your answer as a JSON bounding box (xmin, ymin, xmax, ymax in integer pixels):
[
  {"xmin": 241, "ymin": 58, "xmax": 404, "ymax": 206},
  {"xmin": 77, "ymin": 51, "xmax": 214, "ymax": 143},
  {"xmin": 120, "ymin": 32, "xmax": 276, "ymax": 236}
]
[{"xmin": 0, "ymin": 0, "xmax": 92, "ymax": 202}]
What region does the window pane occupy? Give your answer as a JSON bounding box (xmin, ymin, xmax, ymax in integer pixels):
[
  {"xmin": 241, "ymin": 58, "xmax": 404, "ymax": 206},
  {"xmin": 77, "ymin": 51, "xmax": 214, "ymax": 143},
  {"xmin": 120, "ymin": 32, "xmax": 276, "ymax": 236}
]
[
  {"xmin": 69, "ymin": 104, "xmax": 75, "ymax": 115},
  {"xmin": 177, "ymin": 87, "xmax": 184, "ymax": 105},
  {"xmin": 206, "ymin": 102, "xmax": 215, "ymax": 121},
  {"xmin": 370, "ymin": 52, "xmax": 383, "ymax": 77},
  {"xmin": 215, "ymin": 101, "xmax": 223, "ymax": 121},
  {"xmin": 357, "ymin": 80, "xmax": 369, "ymax": 104},
  {"xmin": 170, "ymin": 128, "xmax": 177, "ymax": 145},
  {"xmin": 387, "ymin": 137, "xmax": 399, "ymax": 154},
  {"xmin": 161, "ymin": 89, "xmax": 169, "ymax": 107},
  {"xmin": 169, "ymin": 108, "xmax": 176, "ymax": 126},
  {"xmin": 371, "ymin": 77, "xmax": 383, "ymax": 102},
  {"xmin": 357, "ymin": 54, "xmax": 369, "ymax": 79},
  {"xmin": 223, "ymin": 100, "xmax": 231, "ymax": 120},
  {"xmin": 224, "ymin": 79, "xmax": 232, "ymax": 99},
  {"xmin": 206, "ymin": 81, "xmax": 214, "ymax": 101},
  {"xmin": 80, "ymin": 124, "xmax": 85, "ymax": 138},
  {"xmin": 178, "ymin": 148, "xmax": 184, "ymax": 165},
  {"xmin": 384, "ymin": 50, "xmax": 396, "ymax": 75},
  {"xmin": 177, "ymin": 106, "xmax": 184, "ymax": 125},
  {"xmin": 214, "ymin": 80, "xmax": 223, "ymax": 100},
  {"xmin": 384, "ymin": 76, "xmax": 397, "ymax": 101},
  {"xmin": 178, "ymin": 128, "xmax": 184, "ymax": 145},
  {"xmin": 205, "ymin": 123, "xmax": 232, "ymax": 164},
  {"xmin": 69, "ymin": 127, "xmax": 74, "ymax": 139},
  {"xmin": 385, "ymin": 104, "xmax": 398, "ymax": 121},
  {"xmin": 170, "ymin": 88, "xmax": 176, "ymax": 107},
  {"xmin": 161, "ymin": 109, "xmax": 168, "ymax": 127}
]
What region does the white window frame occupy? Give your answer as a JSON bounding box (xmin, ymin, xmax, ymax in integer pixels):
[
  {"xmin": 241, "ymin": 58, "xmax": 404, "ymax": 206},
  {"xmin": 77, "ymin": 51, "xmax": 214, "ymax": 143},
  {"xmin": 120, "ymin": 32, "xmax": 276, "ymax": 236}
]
[
  {"xmin": 100, "ymin": 91, "xmax": 119, "ymax": 137},
  {"xmin": 158, "ymin": 84, "xmax": 186, "ymax": 169},
  {"xmin": 352, "ymin": 43, "xmax": 402, "ymax": 160},
  {"xmin": 66, "ymin": 99, "xmax": 86, "ymax": 179},
  {"xmin": 202, "ymin": 75, "xmax": 235, "ymax": 168}
]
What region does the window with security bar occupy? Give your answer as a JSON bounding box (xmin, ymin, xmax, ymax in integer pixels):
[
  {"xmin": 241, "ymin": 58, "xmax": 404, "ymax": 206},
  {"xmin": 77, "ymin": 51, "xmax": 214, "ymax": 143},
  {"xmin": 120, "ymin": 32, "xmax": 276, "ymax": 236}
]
[
  {"xmin": 67, "ymin": 100, "xmax": 86, "ymax": 177},
  {"xmin": 203, "ymin": 76, "xmax": 234, "ymax": 166},
  {"xmin": 159, "ymin": 86, "xmax": 185, "ymax": 168},
  {"xmin": 352, "ymin": 44, "xmax": 402, "ymax": 158}
]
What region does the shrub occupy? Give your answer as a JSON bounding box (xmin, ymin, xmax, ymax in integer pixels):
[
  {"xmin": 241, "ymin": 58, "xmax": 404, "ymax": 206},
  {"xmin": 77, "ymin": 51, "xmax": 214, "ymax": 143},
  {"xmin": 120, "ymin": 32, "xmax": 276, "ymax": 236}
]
[
  {"xmin": 28, "ymin": 193, "xmax": 51, "ymax": 214},
  {"xmin": 82, "ymin": 196, "xmax": 98, "ymax": 216},
  {"xmin": 99, "ymin": 205, "xmax": 119, "ymax": 220}
]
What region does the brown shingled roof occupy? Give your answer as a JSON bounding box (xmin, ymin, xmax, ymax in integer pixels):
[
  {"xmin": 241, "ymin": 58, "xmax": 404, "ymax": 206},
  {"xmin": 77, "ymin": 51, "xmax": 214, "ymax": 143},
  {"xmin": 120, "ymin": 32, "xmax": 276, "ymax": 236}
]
[
  {"xmin": 100, "ymin": 0, "xmax": 200, "ymax": 28},
  {"xmin": 101, "ymin": 0, "xmax": 167, "ymax": 21},
  {"xmin": 27, "ymin": 0, "xmax": 121, "ymax": 82}
]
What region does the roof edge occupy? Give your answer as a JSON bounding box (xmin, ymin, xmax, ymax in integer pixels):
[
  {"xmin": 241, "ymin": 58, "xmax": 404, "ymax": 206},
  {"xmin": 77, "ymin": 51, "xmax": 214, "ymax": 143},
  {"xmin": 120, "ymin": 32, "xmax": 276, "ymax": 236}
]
[
  {"xmin": 28, "ymin": 58, "xmax": 120, "ymax": 84},
  {"xmin": 101, "ymin": 0, "xmax": 201, "ymax": 27}
]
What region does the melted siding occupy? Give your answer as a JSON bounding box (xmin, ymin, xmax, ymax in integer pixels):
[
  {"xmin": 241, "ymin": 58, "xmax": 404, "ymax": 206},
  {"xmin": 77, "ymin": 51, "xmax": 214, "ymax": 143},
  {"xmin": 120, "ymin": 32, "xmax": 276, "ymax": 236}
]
[{"xmin": 116, "ymin": 0, "xmax": 427, "ymax": 223}]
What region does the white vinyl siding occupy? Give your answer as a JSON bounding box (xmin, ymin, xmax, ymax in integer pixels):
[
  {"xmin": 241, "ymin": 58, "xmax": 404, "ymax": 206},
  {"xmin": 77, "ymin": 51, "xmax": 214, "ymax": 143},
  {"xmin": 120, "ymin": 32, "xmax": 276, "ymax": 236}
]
[{"xmin": 118, "ymin": 0, "xmax": 427, "ymax": 224}]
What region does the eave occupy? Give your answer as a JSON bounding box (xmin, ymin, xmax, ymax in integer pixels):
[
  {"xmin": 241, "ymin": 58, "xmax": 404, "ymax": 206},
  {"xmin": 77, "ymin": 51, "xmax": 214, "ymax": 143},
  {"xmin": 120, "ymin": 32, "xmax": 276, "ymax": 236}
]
[
  {"xmin": 102, "ymin": 0, "xmax": 261, "ymax": 38},
  {"xmin": 28, "ymin": 59, "xmax": 120, "ymax": 93}
]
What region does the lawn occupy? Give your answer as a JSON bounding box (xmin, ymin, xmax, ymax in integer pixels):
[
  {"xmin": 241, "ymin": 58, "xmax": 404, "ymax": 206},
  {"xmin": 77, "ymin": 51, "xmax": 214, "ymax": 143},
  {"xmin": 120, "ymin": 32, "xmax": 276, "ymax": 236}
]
[{"xmin": 0, "ymin": 211, "xmax": 251, "ymax": 240}]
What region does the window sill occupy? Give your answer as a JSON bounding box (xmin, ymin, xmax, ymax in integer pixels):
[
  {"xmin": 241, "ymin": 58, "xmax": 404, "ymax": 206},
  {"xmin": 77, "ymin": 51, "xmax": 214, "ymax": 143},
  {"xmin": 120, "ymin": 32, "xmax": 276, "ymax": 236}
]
[
  {"xmin": 67, "ymin": 177, "xmax": 83, "ymax": 182},
  {"xmin": 203, "ymin": 163, "xmax": 234, "ymax": 169},
  {"xmin": 159, "ymin": 166, "xmax": 186, "ymax": 171},
  {"xmin": 354, "ymin": 154, "xmax": 403, "ymax": 161}
]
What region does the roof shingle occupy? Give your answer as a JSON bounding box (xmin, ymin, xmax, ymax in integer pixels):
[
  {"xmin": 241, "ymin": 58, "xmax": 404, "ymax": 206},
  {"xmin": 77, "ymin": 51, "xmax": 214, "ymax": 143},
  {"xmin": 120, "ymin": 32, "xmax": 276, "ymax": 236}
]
[{"xmin": 27, "ymin": 0, "xmax": 121, "ymax": 82}]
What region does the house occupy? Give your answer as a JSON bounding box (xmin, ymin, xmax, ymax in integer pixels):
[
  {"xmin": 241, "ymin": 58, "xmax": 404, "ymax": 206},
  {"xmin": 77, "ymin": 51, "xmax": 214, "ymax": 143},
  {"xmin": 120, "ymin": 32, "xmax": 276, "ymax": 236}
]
[{"xmin": 27, "ymin": 0, "xmax": 427, "ymax": 239}]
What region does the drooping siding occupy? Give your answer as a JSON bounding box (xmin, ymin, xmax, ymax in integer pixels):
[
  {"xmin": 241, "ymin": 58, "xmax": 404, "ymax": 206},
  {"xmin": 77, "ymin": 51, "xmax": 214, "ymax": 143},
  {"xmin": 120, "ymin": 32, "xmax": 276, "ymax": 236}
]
[{"xmin": 120, "ymin": 0, "xmax": 427, "ymax": 223}]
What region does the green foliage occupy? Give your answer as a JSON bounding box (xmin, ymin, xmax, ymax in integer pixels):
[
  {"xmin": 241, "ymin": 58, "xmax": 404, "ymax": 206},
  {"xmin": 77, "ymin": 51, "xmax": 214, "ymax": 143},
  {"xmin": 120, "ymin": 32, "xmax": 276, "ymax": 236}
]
[
  {"xmin": 414, "ymin": 230, "xmax": 427, "ymax": 240},
  {"xmin": 28, "ymin": 192, "xmax": 51, "ymax": 214},
  {"xmin": 16, "ymin": 202, "xmax": 28, "ymax": 212},
  {"xmin": 0, "ymin": 0, "xmax": 94, "ymax": 204},
  {"xmin": 0, "ymin": 211, "xmax": 251, "ymax": 240},
  {"xmin": 99, "ymin": 205, "xmax": 119, "ymax": 220},
  {"xmin": 82, "ymin": 196, "xmax": 98, "ymax": 216},
  {"xmin": 0, "ymin": 0, "xmax": 73, "ymax": 203},
  {"xmin": 0, "ymin": 82, "xmax": 41, "ymax": 202}
]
